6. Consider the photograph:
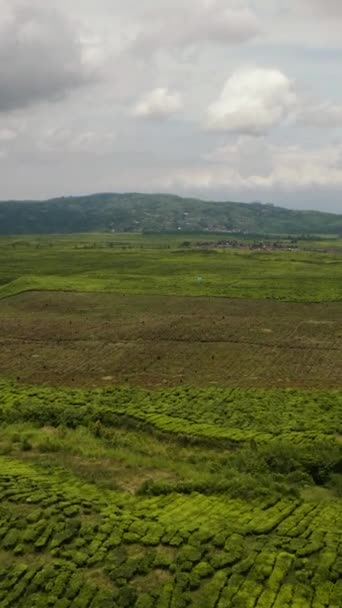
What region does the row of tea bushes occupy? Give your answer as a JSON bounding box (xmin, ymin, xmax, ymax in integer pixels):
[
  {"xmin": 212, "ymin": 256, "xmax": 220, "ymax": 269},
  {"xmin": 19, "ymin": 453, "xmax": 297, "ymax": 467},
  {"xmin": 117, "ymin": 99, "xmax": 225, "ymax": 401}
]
[{"xmin": 0, "ymin": 456, "xmax": 341, "ymax": 607}]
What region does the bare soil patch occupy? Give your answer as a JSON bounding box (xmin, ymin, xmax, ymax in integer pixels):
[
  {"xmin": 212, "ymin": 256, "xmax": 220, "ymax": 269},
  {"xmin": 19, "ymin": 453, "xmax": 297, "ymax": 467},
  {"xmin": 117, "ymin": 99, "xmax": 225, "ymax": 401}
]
[{"xmin": 0, "ymin": 291, "xmax": 341, "ymax": 389}]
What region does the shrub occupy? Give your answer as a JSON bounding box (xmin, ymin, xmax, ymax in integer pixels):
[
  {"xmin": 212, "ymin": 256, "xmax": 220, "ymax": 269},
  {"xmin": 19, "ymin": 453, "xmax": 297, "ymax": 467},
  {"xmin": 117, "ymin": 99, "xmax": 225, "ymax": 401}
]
[
  {"xmin": 328, "ymin": 473, "xmax": 342, "ymax": 497},
  {"xmin": 135, "ymin": 593, "xmax": 155, "ymax": 608}
]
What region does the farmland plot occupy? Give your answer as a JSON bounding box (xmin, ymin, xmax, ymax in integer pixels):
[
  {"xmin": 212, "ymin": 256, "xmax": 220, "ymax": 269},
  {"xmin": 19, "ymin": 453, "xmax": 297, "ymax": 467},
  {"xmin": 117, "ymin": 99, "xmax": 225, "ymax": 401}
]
[
  {"xmin": 0, "ymin": 236, "xmax": 341, "ymax": 607},
  {"xmin": 0, "ymin": 381, "xmax": 341, "ymax": 606},
  {"xmin": 0, "ymin": 456, "xmax": 341, "ymax": 608},
  {"xmin": 0, "ymin": 292, "xmax": 341, "ymax": 389}
]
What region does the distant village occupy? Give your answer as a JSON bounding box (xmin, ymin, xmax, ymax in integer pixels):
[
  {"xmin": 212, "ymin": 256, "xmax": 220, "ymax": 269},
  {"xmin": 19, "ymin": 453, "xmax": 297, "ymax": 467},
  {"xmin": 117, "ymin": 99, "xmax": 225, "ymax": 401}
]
[
  {"xmin": 190, "ymin": 239, "xmax": 300, "ymax": 252},
  {"xmin": 183, "ymin": 239, "xmax": 340, "ymax": 254}
]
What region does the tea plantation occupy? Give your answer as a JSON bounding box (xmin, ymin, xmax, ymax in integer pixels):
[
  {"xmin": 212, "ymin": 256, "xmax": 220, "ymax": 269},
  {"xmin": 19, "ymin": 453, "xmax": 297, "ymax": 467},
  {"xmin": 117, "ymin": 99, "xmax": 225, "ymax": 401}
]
[
  {"xmin": 0, "ymin": 382, "xmax": 341, "ymax": 607},
  {"xmin": 1, "ymin": 456, "xmax": 342, "ymax": 608},
  {"xmin": 0, "ymin": 234, "xmax": 341, "ymax": 607}
]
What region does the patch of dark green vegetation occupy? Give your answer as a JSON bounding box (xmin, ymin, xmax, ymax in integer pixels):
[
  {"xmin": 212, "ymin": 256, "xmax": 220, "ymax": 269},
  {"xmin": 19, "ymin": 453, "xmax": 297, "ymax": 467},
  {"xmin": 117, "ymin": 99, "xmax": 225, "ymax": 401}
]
[
  {"xmin": 1, "ymin": 192, "xmax": 342, "ymax": 235},
  {"xmin": 0, "ymin": 382, "xmax": 341, "ymax": 499},
  {"xmin": 0, "ymin": 382, "xmax": 341, "ymax": 606}
]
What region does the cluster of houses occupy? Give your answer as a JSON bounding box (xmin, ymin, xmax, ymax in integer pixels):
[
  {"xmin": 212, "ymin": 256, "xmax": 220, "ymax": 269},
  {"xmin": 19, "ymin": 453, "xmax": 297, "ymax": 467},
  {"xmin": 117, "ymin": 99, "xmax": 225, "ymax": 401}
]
[{"xmin": 193, "ymin": 240, "xmax": 299, "ymax": 252}]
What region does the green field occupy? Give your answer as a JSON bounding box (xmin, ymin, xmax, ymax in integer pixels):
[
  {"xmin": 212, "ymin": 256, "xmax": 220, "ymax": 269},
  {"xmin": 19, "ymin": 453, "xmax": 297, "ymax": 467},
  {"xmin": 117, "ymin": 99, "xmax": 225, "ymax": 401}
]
[
  {"xmin": 0, "ymin": 234, "xmax": 341, "ymax": 607},
  {"xmin": 1, "ymin": 234, "xmax": 342, "ymax": 302}
]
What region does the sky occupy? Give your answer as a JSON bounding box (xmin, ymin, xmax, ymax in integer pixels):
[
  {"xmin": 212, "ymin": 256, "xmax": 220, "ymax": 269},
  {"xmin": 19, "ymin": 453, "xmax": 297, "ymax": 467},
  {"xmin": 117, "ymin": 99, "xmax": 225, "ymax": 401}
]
[{"xmin": 0, "ymin": 0, "xmax": 342, "ymax": 212}]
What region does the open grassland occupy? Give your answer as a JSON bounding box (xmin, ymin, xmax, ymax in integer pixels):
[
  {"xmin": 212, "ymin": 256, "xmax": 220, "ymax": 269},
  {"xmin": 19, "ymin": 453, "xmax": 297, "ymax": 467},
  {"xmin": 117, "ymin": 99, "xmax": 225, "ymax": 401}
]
[
  {"xmin": 0, "ymin": 234, "xmax": 342, "ymax": 302},
  {"xmin": 0, "ymin": 382, "xmax": 341, "ymax": 607},
  {"xmin": 0, "ymin": 291, "xmax": 341, "ymax": 389}
]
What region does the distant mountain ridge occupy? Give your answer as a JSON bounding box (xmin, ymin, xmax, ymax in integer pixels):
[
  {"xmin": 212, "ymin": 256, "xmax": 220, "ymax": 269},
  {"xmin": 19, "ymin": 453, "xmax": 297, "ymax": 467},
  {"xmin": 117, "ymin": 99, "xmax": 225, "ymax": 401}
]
[{"xmin": 0, "ymin": 192, "xmax": 341, "ymax": 235}]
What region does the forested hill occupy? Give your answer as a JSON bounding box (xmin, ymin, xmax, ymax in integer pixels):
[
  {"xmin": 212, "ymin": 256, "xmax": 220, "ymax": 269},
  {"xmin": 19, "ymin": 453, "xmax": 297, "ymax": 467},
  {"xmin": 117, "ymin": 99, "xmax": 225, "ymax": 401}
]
[{"xmin": 0, "ymin": 192, "xmax": 341, "ymax": 235}]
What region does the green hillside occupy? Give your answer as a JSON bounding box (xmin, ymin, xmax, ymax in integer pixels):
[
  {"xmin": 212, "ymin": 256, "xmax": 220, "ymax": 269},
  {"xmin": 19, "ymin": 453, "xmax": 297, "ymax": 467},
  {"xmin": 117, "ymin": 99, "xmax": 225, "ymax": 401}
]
[{"xmin": 0, "ymin": 193, "xmax": 341, "ymax": 235}]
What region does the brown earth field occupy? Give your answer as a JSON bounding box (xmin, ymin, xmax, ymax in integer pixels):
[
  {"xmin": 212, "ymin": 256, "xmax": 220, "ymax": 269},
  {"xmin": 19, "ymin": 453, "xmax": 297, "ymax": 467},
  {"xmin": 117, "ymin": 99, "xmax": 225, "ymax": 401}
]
[{"xmin": 0, "ymin": 290, "xmax": 341, "ymax": 389}]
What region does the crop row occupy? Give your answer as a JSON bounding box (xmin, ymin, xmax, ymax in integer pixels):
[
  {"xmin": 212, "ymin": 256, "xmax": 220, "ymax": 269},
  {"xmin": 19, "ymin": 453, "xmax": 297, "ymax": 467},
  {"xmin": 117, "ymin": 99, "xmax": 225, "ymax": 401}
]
[
  {"xmin": 1, "ymin": 382, "xmax": 341, "ymax": 447},
  {"xmin": 0, "ymin": 457, "xmax": 341, "ymax": 606}
]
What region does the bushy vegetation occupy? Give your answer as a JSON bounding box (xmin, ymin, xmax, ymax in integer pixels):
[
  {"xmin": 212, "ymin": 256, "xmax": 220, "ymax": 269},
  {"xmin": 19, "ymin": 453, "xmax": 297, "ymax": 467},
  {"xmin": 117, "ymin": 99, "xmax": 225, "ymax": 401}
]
[
  {"xmin": 0, "ymin": 381, "xmax": 341, "ymax": 501},
  {"xmin": 0, "ymin": 383, "xmax": 341, "ymax": 608},
  {"xmin": 1, "ymin": 382, "xmax": 341, "ymax": 448},
  {"xmin": 1, "ymin": 192, "xmax": 342, "ymax": 235},
  {"xmin": 0, "ymin": 407, "xmax": 341, "ymax": 607}
]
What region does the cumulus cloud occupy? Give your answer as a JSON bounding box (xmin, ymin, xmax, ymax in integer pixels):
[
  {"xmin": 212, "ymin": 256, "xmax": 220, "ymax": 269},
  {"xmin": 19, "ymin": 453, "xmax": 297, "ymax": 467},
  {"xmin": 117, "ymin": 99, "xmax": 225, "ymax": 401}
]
[
  {"xmin": 1, "ymin": 0, "xmax": 342, "ymax": 213},
  {"xmin": 0, "ymin": 1, "xmax": 95, "ymax": 112},
  {"xmin": 146, "ymin": 139, "xmax": 342, "ymax": 211},
  {"xmin": 207, "ymin": 67, "xmax": 298, "ymax": 135},
  {"xmin": 150, "ymin": 138, "xmax": 342, "ymax": 213},
  {"xmin": 201, "ymin": 137, "xmax": 342, "ymax": 190},
  {"xmin": 132, "ymin": 88, "xmax": 183, "ymax": 119},
  {"xmin": 131, "ymin": 0, "xmax": 260, "ymax": 52}
]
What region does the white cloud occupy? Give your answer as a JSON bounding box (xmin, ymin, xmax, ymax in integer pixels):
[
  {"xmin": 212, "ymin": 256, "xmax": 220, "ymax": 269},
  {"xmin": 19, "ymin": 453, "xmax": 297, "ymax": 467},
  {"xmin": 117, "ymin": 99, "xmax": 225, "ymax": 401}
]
[
  {"xmin": 138, "ymin": 138, "xmax": 342, "ymax": 204},
  {"xmin": 206, "ymin": 65, "xmax": 342, "ymax": 135},
  {"xmin": 132, "ymin": 88, "xmax": 183, "ymax": 120},
  {"xmin": 199, "ymin": 138, "xmax": 342, "ymax": 190},
  {"xmin": 131, "ymin": 1, "xmax": 260, "ymax": 53},
  {"xmin": 263, "ymin": 143, "xmax": 342, "ymax": 189},
  {"xmin": 1, "ymin": 0, "xmax": 342, "ymax": 213},
  {"xmin": 207, "ymin": 67, "xmax": 298, "ymax": 135}
]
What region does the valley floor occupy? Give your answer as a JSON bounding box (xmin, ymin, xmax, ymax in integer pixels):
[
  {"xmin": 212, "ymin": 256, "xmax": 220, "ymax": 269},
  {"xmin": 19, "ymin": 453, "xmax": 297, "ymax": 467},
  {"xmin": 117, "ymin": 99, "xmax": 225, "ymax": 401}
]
[{"xmin": 0, "ymin": 235, "xmax": 341, "ymax": 607}]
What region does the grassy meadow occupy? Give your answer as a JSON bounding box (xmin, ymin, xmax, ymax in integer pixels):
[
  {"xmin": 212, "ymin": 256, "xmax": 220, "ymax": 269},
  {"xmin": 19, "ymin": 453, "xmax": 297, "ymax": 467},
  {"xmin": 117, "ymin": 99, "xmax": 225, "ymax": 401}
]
[
  {"xmin": 0, "ymin": 233, "xmax": 341, "ymax": 607},
  {"xmin": 1, "ymin": 233, "xmax": 342, "ymax": 302}
]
